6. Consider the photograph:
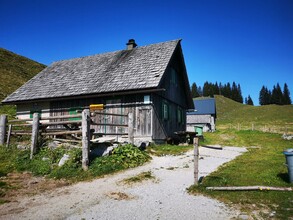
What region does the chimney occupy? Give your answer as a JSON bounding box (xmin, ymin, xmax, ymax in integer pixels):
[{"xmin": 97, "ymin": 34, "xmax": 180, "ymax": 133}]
[{"xmin": 126, "ymin": 39, "xmax": 137, "ymax": 50}]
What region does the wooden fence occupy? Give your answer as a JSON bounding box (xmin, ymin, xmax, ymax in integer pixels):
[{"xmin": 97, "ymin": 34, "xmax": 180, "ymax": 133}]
[
  {"xmin": 217, "ymin": 123, "xmax": 293, "ymax": 134},
  {"xmin": 0, "ymin": 110, "xmax": 134, "ymax": 171}
]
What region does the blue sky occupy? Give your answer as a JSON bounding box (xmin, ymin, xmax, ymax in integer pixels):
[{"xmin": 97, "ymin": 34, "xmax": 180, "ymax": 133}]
[{"xmin": 0, "ymin": 0, "xmax": 292, "ymax": 105}]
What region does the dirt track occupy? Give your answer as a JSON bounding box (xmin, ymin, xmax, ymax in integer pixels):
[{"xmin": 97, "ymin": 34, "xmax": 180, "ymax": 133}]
[{"xmin": 0, "ymin": 146, "xmax": 247, "ymax": 220}]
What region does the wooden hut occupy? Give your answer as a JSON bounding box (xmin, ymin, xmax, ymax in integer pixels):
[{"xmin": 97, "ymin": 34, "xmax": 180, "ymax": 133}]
[
  {"xmin": 2, "ymin": 39, "xmax": 194, "ymax": 143},
  {"xmin": 186, "ymin": 98, "xmax": 216, "ymax": 132}
]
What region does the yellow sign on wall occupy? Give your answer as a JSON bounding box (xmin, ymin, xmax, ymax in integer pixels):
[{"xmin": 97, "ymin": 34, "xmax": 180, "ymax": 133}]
[{"xmin": 90, "ymin": 104, "xmax": 104, "ymax": 111}]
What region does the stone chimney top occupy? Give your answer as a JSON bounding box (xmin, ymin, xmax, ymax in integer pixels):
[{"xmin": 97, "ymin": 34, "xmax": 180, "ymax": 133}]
[{"xmin": 126, "ymin": 39, "xmax": 137, "ymax": 50}]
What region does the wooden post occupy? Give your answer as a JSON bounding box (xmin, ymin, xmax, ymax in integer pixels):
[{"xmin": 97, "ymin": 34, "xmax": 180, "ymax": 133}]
[
  {"xmin": 6, "ymin": 124, "xmax": 12, "ymax": 148},
  {"xmin": 128, "ymin": 112, "xmax": 134, "ymax": 145},
  {"xmin": 237, "ymin": 123, "xmax": 240, "ymax": 131},
  {"xmin": 30, "ymin": 113, "xmax": 40, "ymax": 159},
  {"xmin": 116, "ymin": 126, "xmax": 118, "ymax": 142},
  {"xmin": 0, "ymin": 115, "xmax": 7, "ymax": 145},
  {"xmin": 194, "ymin": 137, "xmax": 199, "ymax": 185},
  {"xmin": 251, "ymin": 123, "xmax": 254, "ymax": 131},
  {"xmin": 82, "ymin": 109, "xmax": 90, "ymax": 171}
]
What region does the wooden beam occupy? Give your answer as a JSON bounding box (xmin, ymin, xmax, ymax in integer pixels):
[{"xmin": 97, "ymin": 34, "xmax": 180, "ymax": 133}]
[
  {"xmin": 52, "ymin": 138, "xmax": 82, "ymax": 143},
  {"xmin": 6, "ymin": 124, "xmax": 12, "ymax": 147},
  {"xmin": 12, "ymin": 123, "xmax": 32, "ymax": 127},
  {"xmin": 41, "ymin": 120, "xmax": 81, "ymax": 126},
  {"xmin": 0, "ymin": 115, "xmax": 7, "ymax": 145},
  {"xmin": 41, "ymin": 114, "xmax": 82, "ymax": 120},
  {"xmin": 194, "ymin": 137, "xmax": 199, "ymax": 185},
  {"xmin": 91, "ymin": 122, "xmax": 128, "ymax": 127},
  {"xmin": 82, "ymin": 109, "xmax": 90, "ymax": 171},
  {"xmin": 9, "ymin": 118, "xmax": 33, "ymax": 122},
  {"xmin": 42, "ymin": 130, "xmax": 82, "ymax": 136},
  {"xmin": 30, "ymin": 113, "xmax": 40, "ymax": 159},
  {"xmin": 128, "ymin": 112, "xmax": 134, "ymax": 144},
  {"xmin": 93, "ymin": 132, "xmax": 128, "ymax": 136},
  {"xmin": 93, "ymin": 111, "xmax": 128, "ymax": 117},
  {"xmin": 206, "ymin": 186, "xmax": 293, "ymax": 191}
]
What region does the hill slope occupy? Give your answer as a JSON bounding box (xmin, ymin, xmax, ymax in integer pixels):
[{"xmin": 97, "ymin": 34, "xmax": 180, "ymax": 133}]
[
  {"xmin": 0, "ymin": 48, "xmax": 46, "ymax": 101},
  {"xmin": 214, "ymin": 95, "xmax": 293, "ymax": 129}
]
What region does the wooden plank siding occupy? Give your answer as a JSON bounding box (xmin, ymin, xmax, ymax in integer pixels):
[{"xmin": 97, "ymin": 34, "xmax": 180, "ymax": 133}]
[{"xmin": 48, "ymin": 94, "xmax": 164, "ymax": 142}]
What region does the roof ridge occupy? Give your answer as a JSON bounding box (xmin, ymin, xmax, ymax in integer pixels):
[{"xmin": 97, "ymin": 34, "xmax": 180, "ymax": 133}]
[{"xmin": 51, "ymin": 39, "xmax": 181, "ymax": 65}]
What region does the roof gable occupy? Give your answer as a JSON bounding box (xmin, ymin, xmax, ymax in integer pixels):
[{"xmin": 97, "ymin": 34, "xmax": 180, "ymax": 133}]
[{"xmin": 3, "ymin": 40, "xmax": 180, "ymax": 103}]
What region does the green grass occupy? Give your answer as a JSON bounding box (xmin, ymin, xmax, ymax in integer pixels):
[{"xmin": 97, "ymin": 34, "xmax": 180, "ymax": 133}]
[
  {"xmin": 0, "ymin": 144, "xmax": 151, "ymax": 203},
  {"xmin": 215, "ymin": 95, "xmax": 293, "ymax": 133},
  {"xmin": 146, "ymin": 144, "xmax": 193, "ymax": 156},
  {"xmin": 189, "ymin": 129, "xmax": 293, "ymax": 219},
  {"xmin": 0, "ymin": 48, "xmax": 46, "ymax": 101}
]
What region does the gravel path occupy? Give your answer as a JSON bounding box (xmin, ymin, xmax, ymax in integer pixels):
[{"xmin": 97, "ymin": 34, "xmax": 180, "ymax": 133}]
[{"xmin": 0, "ymin": 146, "xmax": 247, "ymax": 220}]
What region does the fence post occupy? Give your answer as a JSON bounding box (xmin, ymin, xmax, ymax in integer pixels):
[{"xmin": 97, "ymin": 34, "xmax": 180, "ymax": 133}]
[
  {"xmin": 128, "ymin": 112, "xmax": 134, "ymax": 145},
  {"xmin": 6, "ymin": 124, "xmax": 12, "ymax": 148},
  {"xmin": 0, "ymin": 115, "xmax": 7, "ymax": 145},
  {"xmin": 194, "ymin": 137, "xmax": 199, "ymax": 185},
  {"xmin": 30, "ymin": 113, "xmax": 40, "ymax": 159},
  {"xmin": 82, "ymin": 109, "xmax": 90, "ymax": 171}
]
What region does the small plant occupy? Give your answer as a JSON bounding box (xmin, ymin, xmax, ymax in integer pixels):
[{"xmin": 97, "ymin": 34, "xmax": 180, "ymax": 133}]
[
  {"xmin": 123, "ymin": 171, "xmax": 155, "ymax": 184},
  {"xmin": 90, "ymin": 144, "xmax": 151, "ymax": 177}
]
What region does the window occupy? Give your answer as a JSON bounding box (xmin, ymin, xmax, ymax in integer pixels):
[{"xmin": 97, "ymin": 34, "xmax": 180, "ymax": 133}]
[
  {"xmin": 162, "ymin": 102, "xmax": 169, "ymax": 120},
  {"xmin": 177, "ymin": 107, "xmax": 184, "ymax": 124},
  {"xmin": 144, "ymin": 95, "xmax": 150, "ymax": 104},
  {"xmin": 177, "ymin": 108, "xmax": 182, "ymax": 124}
]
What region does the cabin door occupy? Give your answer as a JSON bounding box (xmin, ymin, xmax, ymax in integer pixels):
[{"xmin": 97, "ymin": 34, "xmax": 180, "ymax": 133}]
[{"xmin": 137, "ymin": 106, "xmax": 152, "ymax": 136}]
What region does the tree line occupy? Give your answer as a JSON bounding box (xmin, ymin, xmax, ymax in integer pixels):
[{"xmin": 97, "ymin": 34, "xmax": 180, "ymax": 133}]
[
  {"xmin": 190, "ymin": 81, "xmax": 246, "ymax": 104},
  {"xmin": 259, "ymin": 83, "xmax": 291, "ymax": 105},
  {"xmin": 190, "ymin": 81, "xmax": 291, "ymax": 106}
]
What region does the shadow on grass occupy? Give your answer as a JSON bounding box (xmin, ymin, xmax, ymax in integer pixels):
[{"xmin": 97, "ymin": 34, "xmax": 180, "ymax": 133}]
[{"xmin": 277, "ymin": 172, "xmax": 290, "ymax": 183}]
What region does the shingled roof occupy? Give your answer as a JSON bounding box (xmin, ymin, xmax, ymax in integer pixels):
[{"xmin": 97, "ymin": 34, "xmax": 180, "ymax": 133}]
[{"xmin": 2, "ymin": 39, "xmax": 183, "ymax": 104}]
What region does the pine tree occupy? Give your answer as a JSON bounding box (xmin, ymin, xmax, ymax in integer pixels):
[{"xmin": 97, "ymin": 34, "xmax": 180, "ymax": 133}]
[
  {"xmin": 226, "ymin": 82, "xmax": 232, "ymax": 98},
  {"xmin": 214, "ymin": 82, "xmax": 220, "ymax": 95},
  {"xmin": 260, "ymin": 86, "xmax": 272, "ymax": 105},
  {"xmin": 259, "ymin": 86, "xmax": 266, "ymax": 105},
  {"xmin": 247, "ymin": 95, "xmax": 254, "ymax": 105},
  {"xmin": 271, "ymin": 83, "xmax": 283, "ymax": 105},
  {"xmin": 265, "ymin": 87, "xmax": 271, "ymax": 105},
  {"xmin": 197, "ymin": 86, "xmax": 203, "ymax": 96},
  {"xmin": 190, "ymin": 82, "xmax": 199, "ymax": 98},
  {"xmin": 231, "ymin": 82, "xmax": 238, "ymax": 102},
  {"xmin": 282, "ymin": 83, "xmax": 292, "ymax": 105},
  {"xmin": 237, "ymin": 84, "xmax": 243, "ymax": 103}
]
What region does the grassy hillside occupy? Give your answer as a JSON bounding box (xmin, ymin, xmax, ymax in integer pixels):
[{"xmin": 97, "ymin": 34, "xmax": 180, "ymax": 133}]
[
  {"xmin": 214, "ymin": 95, "xmax": 293, "ymax": 132},
  {"xmin": 0, "ymin": 48, "xmax": 46, "ymax": 101}
]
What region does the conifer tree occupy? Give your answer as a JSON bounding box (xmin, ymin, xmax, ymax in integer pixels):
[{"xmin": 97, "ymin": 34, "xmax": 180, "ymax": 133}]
[
  {"xmin": 247, "ymin": 95, "xmax": 254, "ymax": 105},
  {"xmin": 259, "ymin": 86, "xmax": 266, "ymax": 105},
  {"xmin": 190, "ymin": 82, "xmax": 199, "ymax": 98},
  {"xmin": 282, "ymin": 83, "xmax": 292, "ymax": 105},
  {"xmin": 214, "ymin": 82, "xmax": 220, "ymax": 95},
  {"xmin": 237, "ymin": 84, "xmax": 243, "ymax": 103},
  {"xmin": 271, "ymin": 83, "xmax": 283, "ymax": 105}
]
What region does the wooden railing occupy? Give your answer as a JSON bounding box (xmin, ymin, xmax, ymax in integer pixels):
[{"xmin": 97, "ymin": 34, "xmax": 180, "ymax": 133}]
[{"xmin": 0, "ymin": 110, "xmax": 134, "ymax": 171}]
